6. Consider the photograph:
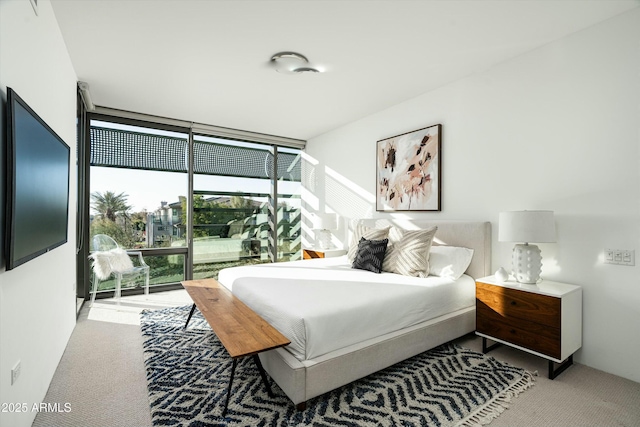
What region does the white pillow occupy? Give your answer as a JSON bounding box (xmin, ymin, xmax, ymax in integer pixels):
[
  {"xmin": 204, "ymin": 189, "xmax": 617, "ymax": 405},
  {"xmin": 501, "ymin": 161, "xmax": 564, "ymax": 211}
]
[{"xmin": 429, "ymin": 246, "xmax": 474, "ymax": 280}]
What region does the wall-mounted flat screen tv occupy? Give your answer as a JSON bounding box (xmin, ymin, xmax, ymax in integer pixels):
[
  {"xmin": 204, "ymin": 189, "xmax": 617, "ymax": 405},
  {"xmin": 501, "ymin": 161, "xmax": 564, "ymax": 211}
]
[{"xmin": 5, "ymin": 87, "xmax": 70, "ymax": 270}]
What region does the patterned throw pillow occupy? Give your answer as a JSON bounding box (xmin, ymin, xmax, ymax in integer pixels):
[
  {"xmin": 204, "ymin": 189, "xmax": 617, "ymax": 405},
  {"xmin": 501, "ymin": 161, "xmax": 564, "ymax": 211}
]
[
  {"xmin": 347, "ymin": 224, "xmax": 390, "ymax": 261},
  {"xmin": 352, "ymin": 237, "xmax": 389, "ymax": 274},
  {"xmin": 382, "ymin": 226, "xmax": 438, "ymax": 277}
]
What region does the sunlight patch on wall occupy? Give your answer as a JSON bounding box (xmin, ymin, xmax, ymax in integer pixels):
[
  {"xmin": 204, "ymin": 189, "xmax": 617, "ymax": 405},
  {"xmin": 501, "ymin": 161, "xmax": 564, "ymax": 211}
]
[
  {"xmin": 388, "ymin": 213, "xmax": 421, "ymax": 230},
  {"xmin": 301, "ymin": 152, "xmax": 319, "ymax": 193},
  {"xmin": 325, "ymin": 166, "xmax": 375, "ymax": 220},
  {"xmin": 301, "ymin": 187, "xmax": 319, "ymax": 211},
  {"xmin": 543, "ymin": 258, "xmax": 561, "ymax": 277},
  {"xmin": 300, "ymin": 208, "xmax": 317, "ymax": 248}
]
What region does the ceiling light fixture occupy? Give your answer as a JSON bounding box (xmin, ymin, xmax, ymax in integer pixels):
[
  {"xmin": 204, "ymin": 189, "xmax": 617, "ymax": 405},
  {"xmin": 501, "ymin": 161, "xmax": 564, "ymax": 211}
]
[
  {"xmin": 270, "ymin": 51, "xmax": 321, "ymax": 74},
  {"xmin": 293, "ymin": 67, "xmax": 320, "ymax": 74}
]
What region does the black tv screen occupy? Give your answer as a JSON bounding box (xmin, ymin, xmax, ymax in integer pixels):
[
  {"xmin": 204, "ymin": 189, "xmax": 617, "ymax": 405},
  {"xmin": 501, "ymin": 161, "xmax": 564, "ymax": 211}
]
[{"xmin": 5, "ymin": 87, "xmax": 70, "ymax": 270}]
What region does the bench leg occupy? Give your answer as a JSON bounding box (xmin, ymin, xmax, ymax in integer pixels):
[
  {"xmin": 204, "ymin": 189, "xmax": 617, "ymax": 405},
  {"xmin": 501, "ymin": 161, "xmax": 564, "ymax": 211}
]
[
  {"xmin": 222, "ymin": 358, "xmax": 238, "ymax": 417},
  {"xmin": 253, "ymin": 354, "xmax": 274, "ymax": 397},
  {"xmin": 184, "ymin": 303, "xmax": 197, "ymax": 330}
]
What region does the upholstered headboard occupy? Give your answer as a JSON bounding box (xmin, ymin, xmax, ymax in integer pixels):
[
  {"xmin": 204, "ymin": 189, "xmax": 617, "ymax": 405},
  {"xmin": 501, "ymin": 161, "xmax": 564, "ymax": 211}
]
[{"xmin": 355, "ymin": 219, "xmax": 491, "ymax": 279}]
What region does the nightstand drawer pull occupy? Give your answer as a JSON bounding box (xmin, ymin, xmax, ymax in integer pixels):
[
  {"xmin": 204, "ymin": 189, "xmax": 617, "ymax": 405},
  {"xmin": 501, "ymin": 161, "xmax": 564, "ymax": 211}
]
[
  {"xmin": 510, "ymin": 329, "xmax": 516, "ymax": 334},
  {"xmin": 510, "ymin": 301, "xmax": 516, "ymax": 306}
]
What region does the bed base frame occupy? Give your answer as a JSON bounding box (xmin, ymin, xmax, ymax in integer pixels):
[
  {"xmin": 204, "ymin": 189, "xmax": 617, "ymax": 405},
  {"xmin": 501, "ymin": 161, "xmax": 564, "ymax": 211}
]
[
  {"xmin": 258, "ymin": 220, "xmax": 492, "ymax": 409},
  {"xmin": 260, "ymin": 306, "xmax": 476, "ymax": 407}
]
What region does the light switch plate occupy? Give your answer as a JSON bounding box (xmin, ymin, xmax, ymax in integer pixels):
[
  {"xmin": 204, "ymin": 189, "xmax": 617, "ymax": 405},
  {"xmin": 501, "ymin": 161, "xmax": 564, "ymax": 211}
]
[{"xmin": 605, "ymin": 248, "xmax": 635, "ymax": 266}]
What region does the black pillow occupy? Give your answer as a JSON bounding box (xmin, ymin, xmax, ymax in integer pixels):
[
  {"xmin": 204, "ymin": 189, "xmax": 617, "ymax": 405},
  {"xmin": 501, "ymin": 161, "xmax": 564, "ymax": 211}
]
[{"xmin": 352, "ymin": 237, "xmax": 389, "ymax": 274}]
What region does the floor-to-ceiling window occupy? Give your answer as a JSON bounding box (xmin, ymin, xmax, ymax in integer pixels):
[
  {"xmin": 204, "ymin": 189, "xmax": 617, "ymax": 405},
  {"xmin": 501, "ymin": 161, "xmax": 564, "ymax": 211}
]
[
  {"xmin": 191, "ymin": 135, "xmax": 272, "ymax": 279},
  {"xmin": 188, "ymin": 136, "xmax": 303, "ymax": 279},
  {"xmin": 81, "ymin": 111, "xmax": 303, "ymax": 301},
  {"xmin": 88, "ymin": 119, "xmax": 189, "ymax": 295}
]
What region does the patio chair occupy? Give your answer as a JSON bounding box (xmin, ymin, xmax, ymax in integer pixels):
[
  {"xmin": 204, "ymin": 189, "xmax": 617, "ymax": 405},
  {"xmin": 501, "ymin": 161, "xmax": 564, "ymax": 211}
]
[{"xmin": 89, "ymin": 234, "xmax": 150, "ymax": 306}]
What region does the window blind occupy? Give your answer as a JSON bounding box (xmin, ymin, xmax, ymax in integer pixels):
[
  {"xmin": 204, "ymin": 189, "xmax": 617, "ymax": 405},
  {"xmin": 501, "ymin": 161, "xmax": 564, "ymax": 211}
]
[{"xmin": 90, "ymin": 126, "xmax": 301, "ymax": 181}]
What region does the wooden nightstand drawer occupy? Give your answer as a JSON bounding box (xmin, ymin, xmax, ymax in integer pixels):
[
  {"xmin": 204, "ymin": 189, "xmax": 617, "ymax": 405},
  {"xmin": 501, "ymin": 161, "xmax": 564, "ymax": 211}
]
[
  {"xmin": 477, "ymin": 302, "xmax": 561, "ymax": 359},
  {"xmin": 476, "ymin": 282, "xmax": 560, "ymax": 328}
]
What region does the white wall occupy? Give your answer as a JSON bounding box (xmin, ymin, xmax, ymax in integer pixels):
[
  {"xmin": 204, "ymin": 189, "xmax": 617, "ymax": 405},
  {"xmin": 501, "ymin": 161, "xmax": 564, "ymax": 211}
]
[
  {"xmin": 303, "ymin": 8, "xmax": 640, "ymax": 382},
  {"xmin": 0, "ymin": 1, "xmax": 78, "ymax": 426}
]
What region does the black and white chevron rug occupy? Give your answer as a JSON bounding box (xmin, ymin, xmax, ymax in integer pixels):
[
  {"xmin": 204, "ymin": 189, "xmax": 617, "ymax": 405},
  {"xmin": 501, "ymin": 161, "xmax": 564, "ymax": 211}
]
[{"xmin": 141, "ymin": 305, "xmax": 534, "ymax": 427}]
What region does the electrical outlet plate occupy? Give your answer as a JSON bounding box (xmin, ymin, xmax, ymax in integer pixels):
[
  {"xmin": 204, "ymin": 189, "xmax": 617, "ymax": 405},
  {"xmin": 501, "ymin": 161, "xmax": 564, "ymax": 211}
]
[
  {"xmin": 11, "ymin": 360, "xmax": 21, "ymax": 385},
  {"xmin": 604, "ymin": 248, "xmax": 635, "ymax": 266}
]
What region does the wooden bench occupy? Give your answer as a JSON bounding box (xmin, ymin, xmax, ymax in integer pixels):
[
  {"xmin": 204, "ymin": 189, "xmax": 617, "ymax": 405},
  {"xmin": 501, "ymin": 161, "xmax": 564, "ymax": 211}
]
[{"xmin": 181, "ymin": 278, "xmax": 291, "ymax": 417}]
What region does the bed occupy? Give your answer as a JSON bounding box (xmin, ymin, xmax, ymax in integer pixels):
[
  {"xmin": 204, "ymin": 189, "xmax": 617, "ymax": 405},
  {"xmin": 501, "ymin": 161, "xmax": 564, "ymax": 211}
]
[{"xmin": 217, "ymin": 219, "xmax": 491, "ymax": 409}]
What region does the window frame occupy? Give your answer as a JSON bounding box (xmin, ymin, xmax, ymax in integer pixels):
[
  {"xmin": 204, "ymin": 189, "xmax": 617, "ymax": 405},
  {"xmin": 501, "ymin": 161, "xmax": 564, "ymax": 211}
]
[{"xmin": 79, "ymin": 109, "xmax": 304, "ymax": 300}]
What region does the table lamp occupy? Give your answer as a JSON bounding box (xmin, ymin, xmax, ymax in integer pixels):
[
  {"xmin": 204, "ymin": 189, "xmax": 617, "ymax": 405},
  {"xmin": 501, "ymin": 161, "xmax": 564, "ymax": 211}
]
[
  {"xmin": 499, "ymin": 210, "xmax": 556, "ymax": 284},
  {"xmin": 312, "ymin": 213, "xmax": 338, "ymax": 249}
]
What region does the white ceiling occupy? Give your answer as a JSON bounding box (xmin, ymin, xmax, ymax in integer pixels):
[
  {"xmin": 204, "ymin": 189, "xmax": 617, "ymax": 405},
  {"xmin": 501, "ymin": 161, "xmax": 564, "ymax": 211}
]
[{"xmin": 51, "ymin": 0, "xmax": 638, "ymax": 141}]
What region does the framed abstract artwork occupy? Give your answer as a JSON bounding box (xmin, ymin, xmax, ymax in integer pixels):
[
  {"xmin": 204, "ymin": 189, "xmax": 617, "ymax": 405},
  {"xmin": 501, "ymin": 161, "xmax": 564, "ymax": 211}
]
[{"xmin": 376, "ymin": 124, "xmax": 441, "ymax": 211}]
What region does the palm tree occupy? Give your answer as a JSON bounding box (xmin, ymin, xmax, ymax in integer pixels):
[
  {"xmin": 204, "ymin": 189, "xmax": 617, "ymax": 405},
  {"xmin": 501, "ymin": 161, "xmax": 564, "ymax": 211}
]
[{"xmin": 91, "ymin": 191, "xmax": 131, "ymax": 222}]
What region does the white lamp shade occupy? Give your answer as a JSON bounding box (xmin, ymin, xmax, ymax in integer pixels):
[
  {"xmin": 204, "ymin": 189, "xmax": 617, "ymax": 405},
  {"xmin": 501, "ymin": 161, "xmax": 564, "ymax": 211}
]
[
  {"xmin": 312, "ymin": 213, "xmax": 338, "ymax": 230},
  {"xmin": 499, "ymin": 211, "xmax": 556, "ymax": 243}
]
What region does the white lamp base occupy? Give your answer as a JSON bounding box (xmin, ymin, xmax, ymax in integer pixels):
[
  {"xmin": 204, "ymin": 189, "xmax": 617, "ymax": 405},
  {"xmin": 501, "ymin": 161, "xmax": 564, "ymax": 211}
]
[
  {"xmin": 511, "ymin": 243, "xmax": 542, "ymax": 284},
  {"xmin": 317, "ymin": 229, "xmax": 333, "ymax": 249}
]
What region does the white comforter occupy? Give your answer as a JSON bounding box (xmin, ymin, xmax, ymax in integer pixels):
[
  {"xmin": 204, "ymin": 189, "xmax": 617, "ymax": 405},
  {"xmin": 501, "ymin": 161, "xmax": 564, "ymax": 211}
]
[{"xmin": 217, "ymin": 256, "xmax": 475, "ymax": 361}]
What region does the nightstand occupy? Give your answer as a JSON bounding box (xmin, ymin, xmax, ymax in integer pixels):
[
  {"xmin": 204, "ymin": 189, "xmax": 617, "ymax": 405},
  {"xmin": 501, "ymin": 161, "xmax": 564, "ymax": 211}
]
[
  {"xmin": 475, "ymin": 275, "xmax": 582, "ymax": 379},
  {"xmin": 302, "ymin": 248, "xmax": 346, "ymax": 259}
]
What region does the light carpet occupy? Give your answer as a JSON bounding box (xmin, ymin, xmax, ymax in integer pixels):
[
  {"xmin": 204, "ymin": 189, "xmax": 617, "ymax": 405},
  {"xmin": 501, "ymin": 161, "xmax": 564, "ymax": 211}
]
[{"xmin": 141, "ymin": 305, "xmax": 534, "ymax": 427}]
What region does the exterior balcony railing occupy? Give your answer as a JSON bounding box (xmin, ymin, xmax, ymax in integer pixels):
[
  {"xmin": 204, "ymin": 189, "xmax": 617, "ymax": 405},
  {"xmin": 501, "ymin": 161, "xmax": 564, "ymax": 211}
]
[{"xmin": 89, "ymin": 203, "xmax": 301, "ymax": 295}]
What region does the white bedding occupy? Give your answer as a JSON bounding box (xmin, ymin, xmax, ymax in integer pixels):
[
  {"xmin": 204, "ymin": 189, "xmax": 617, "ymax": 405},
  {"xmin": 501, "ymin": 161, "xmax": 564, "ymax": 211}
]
[{"xmin": 217, "ymin": 256, "xmax": 475, "ymax": 361}]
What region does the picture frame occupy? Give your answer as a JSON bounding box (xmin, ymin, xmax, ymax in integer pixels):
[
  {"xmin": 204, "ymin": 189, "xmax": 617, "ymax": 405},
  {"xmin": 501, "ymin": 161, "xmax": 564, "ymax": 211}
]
[{"xmin": 376, "ymin": 124, "xmax": 441, "ymax": 211}]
